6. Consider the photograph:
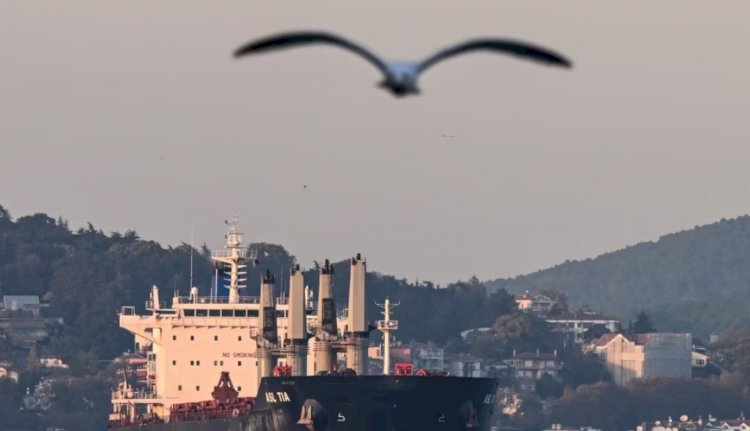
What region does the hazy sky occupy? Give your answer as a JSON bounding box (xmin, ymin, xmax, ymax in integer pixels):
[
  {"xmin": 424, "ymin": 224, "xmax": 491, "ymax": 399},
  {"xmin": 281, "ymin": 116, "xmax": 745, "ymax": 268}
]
[{"xmin": 2, "ymin": 1, "xmax": 749, "ymax": 284}]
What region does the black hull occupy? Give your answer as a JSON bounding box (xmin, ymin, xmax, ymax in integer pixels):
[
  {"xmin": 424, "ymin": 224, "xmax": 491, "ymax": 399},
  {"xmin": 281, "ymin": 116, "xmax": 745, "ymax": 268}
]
[
  {"xmin": 114, "ymin": 418, "xmax": 245, "ymax": 431},
  {"xmin": 114, "ymin": 375, "xmax": 498, "ymax": 431}
]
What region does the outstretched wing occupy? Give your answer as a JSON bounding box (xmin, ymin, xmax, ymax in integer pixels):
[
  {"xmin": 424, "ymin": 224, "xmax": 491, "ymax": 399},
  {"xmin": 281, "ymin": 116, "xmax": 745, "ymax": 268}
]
[
  {"xmin": 234, "ymin": 31, "xmax": 391, "ymax": 78},
  {"xmin": 416, "ymin": 38, "xmax": 572, "ymax": 74}
]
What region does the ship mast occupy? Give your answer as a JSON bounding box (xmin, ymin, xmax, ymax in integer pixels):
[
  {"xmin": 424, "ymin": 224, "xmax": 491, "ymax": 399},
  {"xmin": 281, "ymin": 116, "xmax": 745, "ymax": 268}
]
[
  {"xmin": 211, "ymin": 216, "xmax": 248, "ymax": 304},
  {"xmin": 375, "ymin": 297, "xmax": 399, "ymax": 375}
]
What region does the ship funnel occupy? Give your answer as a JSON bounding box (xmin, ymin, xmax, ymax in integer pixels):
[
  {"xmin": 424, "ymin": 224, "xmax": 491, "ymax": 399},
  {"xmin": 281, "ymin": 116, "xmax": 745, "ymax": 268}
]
[
  {"xmin": 314, "ymin": 259, "xmax": 336, "ymax": 373},
  {"xmin": 317, "ymin": 260, "xmax": 337, "ymax": 336},
  {"xmin": 347, "ymin": 254, "xmax": 366, "ymax": 333},
  {"xmin": 259, "ymin": 270, "xmax": 277, "ymax": 343},
  {"xmin": 345, "ymin": 254, "xmax": 368, "ymax": 375},
  {"xmin": 289, "ymin": 265, "xmax": 307, "ymax": 341},
  {"xmin": 287, "ymin": 264, "xmax": 308, "ymax": 375},
  {"xmin": 257, "ymin": 270, "xmax": 278, "ymax": 383}
]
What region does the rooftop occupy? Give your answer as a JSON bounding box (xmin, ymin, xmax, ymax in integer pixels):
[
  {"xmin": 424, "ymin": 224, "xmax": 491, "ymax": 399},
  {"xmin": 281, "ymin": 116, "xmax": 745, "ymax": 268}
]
[
  {"xmin": 2, "ymin": 295, "xmax": 40, "ymax": 309},
  {"xmin": 546, "ymin": 310, "xmax": 618, "ymax": 321},
  {"xmin": 513, "ymin": 351, "xmax": 559, "ymax": 360},
  {"xmin": 592, "ymin": 332, "xmax": 653, "ymax": 347}
]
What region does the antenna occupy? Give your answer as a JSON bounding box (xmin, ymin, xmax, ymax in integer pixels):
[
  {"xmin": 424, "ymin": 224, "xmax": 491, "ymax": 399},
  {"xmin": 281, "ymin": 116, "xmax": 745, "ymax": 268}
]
[
  {"xmin": 189, "ymin": 225, "xmax": 195, "ymax": 290},
  {"xmin": 375, "ymin": 297, "xmax": 400, "ymax": 375}
]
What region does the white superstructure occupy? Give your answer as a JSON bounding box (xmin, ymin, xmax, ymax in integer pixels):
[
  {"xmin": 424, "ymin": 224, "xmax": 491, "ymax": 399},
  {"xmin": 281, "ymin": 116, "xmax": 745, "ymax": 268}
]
[{"xmin": 111, "ymin": 220, "xmax": 370, "ymax": 422}]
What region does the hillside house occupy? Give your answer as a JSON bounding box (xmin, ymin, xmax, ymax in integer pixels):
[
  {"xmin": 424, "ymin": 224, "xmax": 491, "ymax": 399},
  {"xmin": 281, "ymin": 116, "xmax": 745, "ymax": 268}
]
[{"xmin": 591, "ymin": 333, "xmax": 691, "ymax": 386}]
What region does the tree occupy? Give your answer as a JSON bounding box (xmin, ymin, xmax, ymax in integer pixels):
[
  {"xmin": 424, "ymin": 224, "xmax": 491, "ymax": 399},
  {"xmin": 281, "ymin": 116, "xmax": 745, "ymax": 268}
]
[
  {"xmin": 631, "ymin": 311, "xmax": 655, "ymax": 334},
  {"xmin": 541, "ymin": 289, "xmax": 569, "ymax": 315},
  {"xmin": 491, "ymin": 312, "xmax": 560, "ymax": 356},
  {"xmin": 508, "ymin": 394, "xmax": 545, "ymax": 431},
  {"xmin": 0, "ymin": 204, "xmax": 11, "ymax": 221},
  {"xmin": 536, "ymin": 374, "xmax": 564, "ymax": 400},
  {"xmin": 560, "ymin": 352, "xmax": 612, "ymax": 388},
  {"xmin": 627, "ymin": 377, "xmax": 745, "ymax": 423},
  {"xmin": 547, "ymin": 383, "xmax": 635, "ymax": 431},
  {"xmin": 444, "ymin": 336, "xmax": 469, "ymax": 353}
]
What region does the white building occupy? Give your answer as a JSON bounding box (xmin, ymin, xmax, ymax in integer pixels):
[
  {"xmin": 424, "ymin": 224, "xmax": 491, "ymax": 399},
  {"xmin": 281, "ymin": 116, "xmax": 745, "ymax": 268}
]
[
  {"xmin": 545, "ymin": 310, "xmax": 620, "ymax": 343},
  {"xmin": 446, "ymin": 353, "xmax": 483, "ymax": 377},
  {"xmin": 591, "ymin": 333, "xmax": 692, "ymax": 386},
  {"xmin": 514, "ymin": 292, "xmax": 554, "ymax": 314},
  {"xmin": 507, "ymin": 350, "xmax": 562, "ymax": 393}
]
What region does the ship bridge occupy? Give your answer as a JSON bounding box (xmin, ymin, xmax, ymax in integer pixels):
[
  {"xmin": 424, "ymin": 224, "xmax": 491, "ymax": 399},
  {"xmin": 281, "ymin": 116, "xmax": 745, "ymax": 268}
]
[{"xmin": 111, "ymin": 219, "xmax": 369, "ymax": 425}]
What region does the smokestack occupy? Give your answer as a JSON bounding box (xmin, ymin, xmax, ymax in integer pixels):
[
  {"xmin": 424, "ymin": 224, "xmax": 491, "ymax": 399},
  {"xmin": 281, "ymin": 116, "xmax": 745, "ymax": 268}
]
[
  {"xmin": 314, "ymin": 259, "xmax": 336, "ymax": 374},
  {"xmin": 259, "ymin": 270, "xmax": 278, "ymax": 343},
  {"xmin": 289, "ymin": 265, "xmax": 306, "ymax": 340},
  {"xmin": 317, "ymin": 259, "xmax": 337, "ymax": 336},
  {"xmin": 347, "ymin": 254, "xmax": 366, "ymax": 333},
  {"xmin": 346, "ymin": 254, "xmax": 368, "ymax": 375},
  {"xmin": 287, "ymin": 265, "xmax": 307, "ymax": 375},
  {"xmin": 258, "ymin": 270, "xmax": 277, "ymax": 383}
]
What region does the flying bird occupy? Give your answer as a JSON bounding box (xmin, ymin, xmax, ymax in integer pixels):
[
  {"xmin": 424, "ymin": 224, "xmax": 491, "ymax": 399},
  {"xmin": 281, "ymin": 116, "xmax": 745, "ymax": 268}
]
[{"xmin": 234, "ymin": 31, "xmax": 572, "ymax": 97}]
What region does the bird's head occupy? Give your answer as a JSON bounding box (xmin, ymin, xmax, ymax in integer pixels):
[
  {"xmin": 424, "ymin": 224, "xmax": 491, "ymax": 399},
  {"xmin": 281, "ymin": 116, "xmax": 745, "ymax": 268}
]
[{"xmin": 379, "ymin": 63, "xmax": 420, "ymax": 97}]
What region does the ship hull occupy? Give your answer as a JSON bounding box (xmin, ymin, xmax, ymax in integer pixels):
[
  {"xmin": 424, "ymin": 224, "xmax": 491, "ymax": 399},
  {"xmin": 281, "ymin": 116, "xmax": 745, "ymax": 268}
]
[
  {"xmin": 114, "ymin": 418, "xmax": 245, "ymax": 431},
  {"xmin": 114, "ymin": 375, "xmax": 498, "ymax": 431}
]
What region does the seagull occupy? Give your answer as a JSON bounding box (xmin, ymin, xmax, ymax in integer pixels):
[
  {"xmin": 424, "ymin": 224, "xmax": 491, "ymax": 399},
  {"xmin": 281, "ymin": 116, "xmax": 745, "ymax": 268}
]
[{"xmin": 234, "ymin": 31, "xmax": 572, "ymax": 97}]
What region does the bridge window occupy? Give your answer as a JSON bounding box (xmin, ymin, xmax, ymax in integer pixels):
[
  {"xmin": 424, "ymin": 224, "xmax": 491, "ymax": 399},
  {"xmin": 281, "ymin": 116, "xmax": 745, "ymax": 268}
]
[
  {"xmin": 235, "ymin": 310, "xmax": 247, "ymax": 317},
  {"xmin": 209, "ymin": 310, "xmax": 220, "ymax": 317},
  {"xmin": 196, "ymin": 309, "xmax": 208, "ymax": 317},
  {"xmin": 184, "ymin": 309, "xmax": 195, "ymax": 317}
]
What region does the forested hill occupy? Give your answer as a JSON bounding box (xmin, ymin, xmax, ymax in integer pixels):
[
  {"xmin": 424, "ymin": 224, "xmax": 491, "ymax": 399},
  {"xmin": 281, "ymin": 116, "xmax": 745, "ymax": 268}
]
[
  {"xmin": 487, "ymin": 216, "xmax": 750, "ymax": 337},
  {"xmin": 0, "ymin": 205, "xmax": 514, "ymax": 371}
]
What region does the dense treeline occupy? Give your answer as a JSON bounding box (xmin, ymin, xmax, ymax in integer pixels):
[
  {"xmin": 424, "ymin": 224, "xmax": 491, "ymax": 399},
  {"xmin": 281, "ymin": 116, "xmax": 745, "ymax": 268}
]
[
  {"xmin": 0, "ymin": 205, "xmax": 513, "ymax": 367},
  {"xmin": 507, "ymin": 328, "xmax": 750, "ymax": 431},
  {"xmin": 540, "ymin": 377, "xmax": 750, "ymax": 431},
  {"xmin": 0, "ymin": 207, "xmax": 213, "ymax": 371},
  {"xmin": 0, "ymin": 205, "xmax": 517, "ymax": 429},
  {"xmin": 487, "ymin": 216, "xmax": 750, "ymax": 338}
]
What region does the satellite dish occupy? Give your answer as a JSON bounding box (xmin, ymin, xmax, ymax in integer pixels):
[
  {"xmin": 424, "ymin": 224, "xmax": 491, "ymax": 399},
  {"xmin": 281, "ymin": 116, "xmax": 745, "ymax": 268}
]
[
  {"xmin": 655, "ymin": 421, "xmax": 661, "ymax": 426},
  {"xmin": 680, "ymin": 415, "xmax": 689, "ymax": 423}
]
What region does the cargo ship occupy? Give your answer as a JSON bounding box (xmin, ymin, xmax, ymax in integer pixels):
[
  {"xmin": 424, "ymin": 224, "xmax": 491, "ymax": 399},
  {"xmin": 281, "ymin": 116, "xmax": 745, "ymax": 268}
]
[{"xmin": 108, "ymin": 219, "xmax": 498, "ymax": 431}]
